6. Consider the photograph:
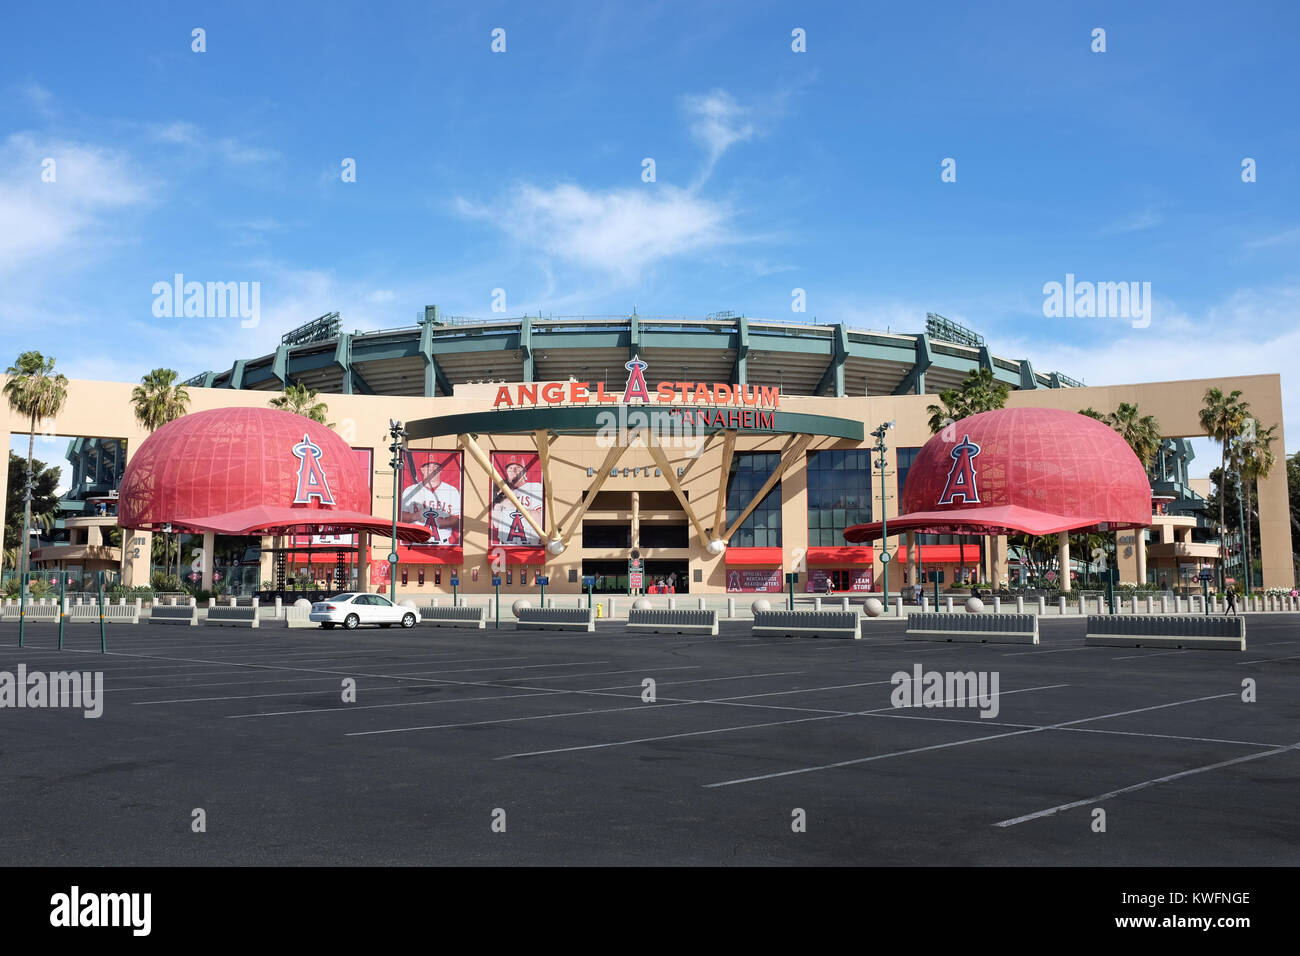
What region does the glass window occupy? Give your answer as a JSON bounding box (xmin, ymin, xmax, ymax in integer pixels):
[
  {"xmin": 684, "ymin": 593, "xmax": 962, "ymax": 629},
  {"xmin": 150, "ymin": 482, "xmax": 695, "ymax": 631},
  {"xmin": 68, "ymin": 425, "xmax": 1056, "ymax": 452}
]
[
  {"xmin": 725, "ymin": 453, "xmax": 782, "ymax": 547},
  {"xmin": 897, "ymin": 447, "xmax": 922, "ymax": 502},
  {"xmin": 806, "ymin": 450, "xmax": 872, "ymax": 544}
]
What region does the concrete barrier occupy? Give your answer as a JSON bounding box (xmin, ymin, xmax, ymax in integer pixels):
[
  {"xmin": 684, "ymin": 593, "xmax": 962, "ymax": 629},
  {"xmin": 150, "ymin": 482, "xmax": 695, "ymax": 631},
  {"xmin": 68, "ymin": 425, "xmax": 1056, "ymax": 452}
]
[
  {"xmin": 752, "ymin": 610, "xmax": 860, "ymax": 640},
  {"xmin": 204, "ymin": 605, "xmax": 260, "ymax": 628},
  {"xmin": 516, "ymin": 607, "xmax": 595, "ymax": 632},
  {"xmin": 627, "ymin": 609, "xmax": 718, "ymax": 636},
  {"xmin": 1084, "ymin": 615, "xmax": 1245, "ymax": 651},
  {"xmin": 283, "ymin": 605, "xmax": 317, "ymax": 629},
  {"xmin": 150, "ymin": 605, "xmax": 199, "ymax": 626},
  {"xmin": 906, "ymin": 612, "xmax": 1039, "ymax": 645},
  {"xmin": 68, "ymin": 604, "xmax": 140, "ymax": 624},
  {"xmin": 1, "ymin": 603, "xmax": 59, "ymax": 622},
  {"xmin": 418, "ymin": 605, "xmax": 487, "ymax": 629}
]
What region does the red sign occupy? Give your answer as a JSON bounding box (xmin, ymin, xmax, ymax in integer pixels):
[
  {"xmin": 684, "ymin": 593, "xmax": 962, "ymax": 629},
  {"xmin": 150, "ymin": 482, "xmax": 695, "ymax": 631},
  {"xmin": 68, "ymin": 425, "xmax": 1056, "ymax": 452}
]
[
  {"xmin": 726, "ymin": 568, "xmax": 782, "ymax": 592},
  {"xmin": 401, "ymin": 450, "xmax": 463, "ymax": 546},
  {"xmin": 629, "ymin": 571, "xmax": 644, "ymax": 589},
  {"xmin": 492, "ymin": 355, "xmax": 780, "ymax": 410},
  {"xmin": 489, "ymin": 452, "xmax": 545, "ymax": 547}
]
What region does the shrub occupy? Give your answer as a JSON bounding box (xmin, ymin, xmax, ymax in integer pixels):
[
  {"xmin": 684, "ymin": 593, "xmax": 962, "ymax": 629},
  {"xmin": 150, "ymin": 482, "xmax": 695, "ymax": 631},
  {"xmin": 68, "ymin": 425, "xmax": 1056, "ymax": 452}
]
[{"xmin": 151, "ymin": 572, "xmax": 183, "ymax": 592}]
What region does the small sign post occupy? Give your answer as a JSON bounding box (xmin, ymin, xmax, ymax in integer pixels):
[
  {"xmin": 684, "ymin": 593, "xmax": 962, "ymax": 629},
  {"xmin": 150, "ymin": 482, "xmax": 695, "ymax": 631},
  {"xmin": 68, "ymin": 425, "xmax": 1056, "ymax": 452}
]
[
  {"xmin": 450, "ymin": 575, "xmax": 460, "ymax": 607},
  {"xmin": 582, "ymin": 575, "xmax": 595, "ymax": 609},
  {"xmin": 492, "ymin": 576, "xmax": 501, "ymax": 628},
  {"xmin": 536, "ymin": 574, "xmax": 548, "ymax": 606}
]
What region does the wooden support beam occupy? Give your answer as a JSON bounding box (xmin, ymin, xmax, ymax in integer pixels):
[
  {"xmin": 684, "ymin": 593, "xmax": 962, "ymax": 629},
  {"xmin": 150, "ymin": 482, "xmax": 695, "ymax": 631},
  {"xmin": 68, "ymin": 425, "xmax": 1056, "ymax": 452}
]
[
  {"xmin": 724, "ymin": 434, "xmax": 813, "ymax": 541},
  {"xmin": 713, "ymin": 430, "xmax": 737, "ymax": 539},
  {"xmin": 646, "ymin": 442, "xmax": 712, "ymax": 549},
  {"xmin": 558, "ymin": 443, "xmax": 627, "ymax": 546},
  {"xmin": 460, "ymin": 433, "xmax": 549, "ymax": 545}
]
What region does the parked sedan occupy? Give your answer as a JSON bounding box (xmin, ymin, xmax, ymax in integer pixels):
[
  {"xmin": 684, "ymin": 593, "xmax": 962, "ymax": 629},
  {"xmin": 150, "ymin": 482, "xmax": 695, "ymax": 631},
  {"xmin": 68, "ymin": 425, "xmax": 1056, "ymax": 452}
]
[{"xmin": 310, "ymin": 593, "xmax": 420, "ymax": 630}]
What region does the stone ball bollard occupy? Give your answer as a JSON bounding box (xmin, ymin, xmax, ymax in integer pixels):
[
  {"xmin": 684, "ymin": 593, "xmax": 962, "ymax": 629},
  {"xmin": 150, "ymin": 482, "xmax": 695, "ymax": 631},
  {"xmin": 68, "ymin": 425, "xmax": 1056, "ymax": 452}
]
[
  {"xmin": 399, "ymin": 600, "xmax": 418, "ymax": 610},
  {"xmin": 510, "ymin": 599, "xmax": 532, "ymax": 616},
  {"xmin": 964, "ymin": 597, "xmax": 984, "ymax": 614},
  {"xmin": 862, "ymin": 598, "xmax": 884, "ymax": 618},
  {"xmin": 750, "ymin": 599, "xmax": 771, "ymax": 614},
  {"xmin": 632, "ymin": 598, "xmax": 651, "ymax": 610},
  {"xmin": 293, "ymin": 598, "xmax": 312, "ymax": 610}
]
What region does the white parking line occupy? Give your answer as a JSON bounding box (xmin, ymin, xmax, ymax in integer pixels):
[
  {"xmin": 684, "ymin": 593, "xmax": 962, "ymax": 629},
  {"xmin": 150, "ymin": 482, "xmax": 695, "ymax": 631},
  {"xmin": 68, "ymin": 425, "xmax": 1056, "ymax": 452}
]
[
  {"xmin": 702, "ymin": 691, "xmax": 1235, "ymax": 788},
  {"xmin": 993, "ymin": 741, "xmax": 1300, "ymax": 827}
]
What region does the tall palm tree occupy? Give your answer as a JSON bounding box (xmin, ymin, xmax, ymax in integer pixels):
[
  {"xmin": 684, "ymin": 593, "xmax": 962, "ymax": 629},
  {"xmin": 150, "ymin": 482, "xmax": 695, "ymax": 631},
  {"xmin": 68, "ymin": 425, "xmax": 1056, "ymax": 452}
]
[
  {"xmin": 4, "ymin": 352, "xmax": 69, "ymax": 579},
  {"xmin": 270, "ymin": 383, "xmax": 331, "ymax": 425},
  {"xmin": 1238, "ymin": 421, "xmax": 1278, "ymax": 590},
  {"xmin": 1200, "ymin": 388, "xmax": 1250, "ymax": 591},
  {"xmin": 130, "ymin": 368, "xmax": 191, "ymax": 578},
  {"xmin": 926, "ymin": 368, "xmax": 1010, "ymax": 434},
  {"xmin": 1077, "ymin": 407, "xmax": 1107, "ymax": 421},
  {"xmin": 1105, "ymin": 402, "xmax": 1162, "ymax": 470}
]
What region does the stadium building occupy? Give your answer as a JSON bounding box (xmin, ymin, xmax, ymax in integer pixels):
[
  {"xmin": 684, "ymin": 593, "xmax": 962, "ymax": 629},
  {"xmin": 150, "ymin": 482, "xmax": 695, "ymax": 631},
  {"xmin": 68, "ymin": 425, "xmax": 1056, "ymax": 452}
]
[{"xmin": 2, "ymin": 310, "xmax": 1292, "ymax": 596}]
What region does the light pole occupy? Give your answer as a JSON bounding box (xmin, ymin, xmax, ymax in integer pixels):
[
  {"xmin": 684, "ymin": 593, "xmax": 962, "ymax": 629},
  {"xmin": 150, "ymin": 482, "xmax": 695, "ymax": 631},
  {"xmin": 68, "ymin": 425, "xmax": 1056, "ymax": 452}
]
[
  {"xmin": 1234, "ymin": 454, "xmax": 1250, "ymax": 598},
  {"xmin": 387, "ymin": 420, "xmax": 408, "ymax": 603},
  {"xmin": 871, "ymin": 421, "xmax": 895, "ymax": 609}
]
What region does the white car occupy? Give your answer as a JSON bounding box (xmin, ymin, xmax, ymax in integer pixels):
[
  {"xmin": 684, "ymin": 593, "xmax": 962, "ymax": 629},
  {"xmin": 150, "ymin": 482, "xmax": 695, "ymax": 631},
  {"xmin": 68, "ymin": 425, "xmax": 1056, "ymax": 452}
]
[{"xmin": 310, "ymin": 593, "xmax": 421, "ymax": 630}]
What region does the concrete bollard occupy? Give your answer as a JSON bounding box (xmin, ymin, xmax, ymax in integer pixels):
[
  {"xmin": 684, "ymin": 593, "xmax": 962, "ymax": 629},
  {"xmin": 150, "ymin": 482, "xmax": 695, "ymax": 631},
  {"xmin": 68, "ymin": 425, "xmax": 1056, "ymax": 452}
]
[
  {"xmin": 208, "ymin": 597, "xmax": 215, "ymax": 609},
  {"xmin": 275, "ymin": 596, "xmax": 283, "ymax": 619},
  {"xmin": 697, "ymin": 597, "xmax": 705, "ymax": 610},
  {"xmin": 668, "ymin": 597, "xmax": 676, "ymax": 609},
  {"xmin": 1037, "ymin": 596, "xmax": 1045, "ymax": 615},
  {"xmin": 546, "ymin": 597, "xmax": 554, "ymax": 608},
  {"xmin": 992, "ymin": 596, "xmax": 1001, "ymax": 613},
  {"xmin": 1058, "ymin": 597, "xmax": 1066, "ymax": 615},
  {"xmin": 1144, "ymin": 596, "xmax": 1153, "ymax": 615},
  {"xmin": 894, "ymin": 597, "xmax": 903, "ymax": 617},
  {"xmin": 841, "ymin": 597, "xmax": 850, "ymax": 612},
  {"xmin": 1016, "ymin": 596, "xmax": 1024, "ymax": 613},
  {"xmin": 727, "ymin": 597, "xmax": 735, "ymax": 618},
  {"xmin": 814, "ymin": 597, "xmax": 822, "ymax": 610},
  {"xmin": 608, "ymin": 597, "xmax": 617, "ymax": 617},
  {"xmin": 135, "ymin": 598, "xmax": 143, "ymax": 611},
  {"xmin": 1130, "ymin": 597, "xmax": 1138, "ymax": 615},
  {"xmin": 946, "ymin": 596, "xmax": 953, "ymax": 613}
]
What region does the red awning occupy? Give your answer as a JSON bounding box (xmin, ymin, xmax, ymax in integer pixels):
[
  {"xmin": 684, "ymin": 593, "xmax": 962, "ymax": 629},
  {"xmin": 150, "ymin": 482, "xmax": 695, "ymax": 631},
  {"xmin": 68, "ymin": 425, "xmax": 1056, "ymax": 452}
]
[
  {"xmin": 806, "ymin": 547, "xmax": 876, "ymax": 565},
  {"xmin": 170, "ymin": 505, "xmax": 433, "ymax": 543},
  {"xmin": 489, "ymin": 547, "xmax": 546, "ymax": 565},
  {"xmin": 371, "ymin": 545, "xmax": 464, "ymax": 565},
  {"xmin": 896, "ymin": 544, "xmax": 981, "ymax": 563},
  {"xmin": 726, "ymin": 547, "xmax": 783, "ymax": 566}
]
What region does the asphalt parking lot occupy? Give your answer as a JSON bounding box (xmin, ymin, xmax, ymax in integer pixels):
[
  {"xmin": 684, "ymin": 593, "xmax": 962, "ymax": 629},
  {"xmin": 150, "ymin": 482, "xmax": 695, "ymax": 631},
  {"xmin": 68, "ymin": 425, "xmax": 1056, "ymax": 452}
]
[{"xmin": 1, "ymin": 616, "xmax": 1297, "ymax": 865}]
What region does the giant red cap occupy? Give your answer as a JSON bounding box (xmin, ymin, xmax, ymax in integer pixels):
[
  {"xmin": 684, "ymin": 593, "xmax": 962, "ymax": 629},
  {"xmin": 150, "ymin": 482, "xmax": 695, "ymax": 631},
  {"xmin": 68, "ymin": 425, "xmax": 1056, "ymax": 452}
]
[{"xmin": 843, "ymin": 407, "xmax": 1153, "ymax": 542}]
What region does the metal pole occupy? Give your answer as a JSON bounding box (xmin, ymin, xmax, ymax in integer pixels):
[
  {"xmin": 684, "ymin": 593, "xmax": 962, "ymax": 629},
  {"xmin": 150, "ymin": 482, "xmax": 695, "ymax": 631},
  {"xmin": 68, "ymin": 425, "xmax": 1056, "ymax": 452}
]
[
  {"xmin": 787, "ymin": 573, "xmax": 794, "ymax": 610},
  {"xmin": 495, "ymin": 581, "xmax": 500, "ymax": 629},
  {"xmin": 97, "ymin": 570, "xmax": 106, "ymax": 653},
  {"xmin": 1107, "ymin": 531, "xmax": 1116, "ymax": 614},
  {"xmin": 539, "ymin": 577, "xmax": 545, "ymax": 607},
  {"xmin": 58, "ymin": 570, "xmax": 66, "ymax": 650},
  {"xmin": 1202, "ymin": 577, "xmax": 1209, "ymax": 615},
  {"xmin": 17, "ymin": 571, "xmax": 27, "ymax": 647},
  {"xmin": 1236, "ymin": 469, "xmax": 1249, "ymax": 597}
]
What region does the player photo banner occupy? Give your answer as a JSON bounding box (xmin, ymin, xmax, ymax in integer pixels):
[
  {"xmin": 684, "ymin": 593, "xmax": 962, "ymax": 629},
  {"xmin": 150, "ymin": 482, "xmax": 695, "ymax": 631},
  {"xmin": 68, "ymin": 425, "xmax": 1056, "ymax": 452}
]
[
  {"xmin": 401, "ymin": 450, "xmax": 464, "ymax": 546},
  {"xmin": 489, "ymin": 451, "xmax": 545, "ymax": 547}
]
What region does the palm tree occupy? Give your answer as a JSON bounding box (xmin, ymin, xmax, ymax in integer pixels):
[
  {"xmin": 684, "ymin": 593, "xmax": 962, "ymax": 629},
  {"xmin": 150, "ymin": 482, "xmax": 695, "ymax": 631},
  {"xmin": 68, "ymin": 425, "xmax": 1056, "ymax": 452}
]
[
  {"xmin": 130, "ymin": 368, "xmax": 191, "ymax": 578},
  {"xmin": 1105, "ymin": 402, "xmax": 1162, "ymax": 470},
  {"xmin": 926, "ymin": 368, "xmax": 1010, "ymax": 434},
  {"xmin": 1200, "ymin": 388, "xmax": 1251, "ymax": 591},
  {"xmin": 4, "ymin": 352, "xmax": 69, "ymax": 579},
  {"xmin": 1238, "ymin": 421, "xmax": 1278, "ymax": 591},
  {"xmin": 1077, "ymin": 407, "xmax": 1107, "ymax": 421},
  {"xmin": 270, "ymin": 383, "xmax": 330, "ymax": 425}
]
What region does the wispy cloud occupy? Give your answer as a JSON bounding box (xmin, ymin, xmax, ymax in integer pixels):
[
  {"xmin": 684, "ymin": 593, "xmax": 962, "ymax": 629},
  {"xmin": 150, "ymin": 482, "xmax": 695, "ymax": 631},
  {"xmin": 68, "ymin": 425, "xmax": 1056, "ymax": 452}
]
[
  {"xmin": 149, "ymin": 122, "xmax": 280, "ymax": 165},
  {"xmin": 456, "ymin": 183, "xmax": 738, "ymax": 283},
  {"xmin": 1099, "ymin": 206, "xmax": 1163, "ymax": 235},
  {"xmin": 1243, "ymin": 226, "xmax": 1300, "ymax": 250},
  {"xmin": 682, "ymin": 89, "xmax": 755, "ymax": 186},
  {"xmin": 18, "ymin": 80, "xmax": 56, "ymax": 119}
]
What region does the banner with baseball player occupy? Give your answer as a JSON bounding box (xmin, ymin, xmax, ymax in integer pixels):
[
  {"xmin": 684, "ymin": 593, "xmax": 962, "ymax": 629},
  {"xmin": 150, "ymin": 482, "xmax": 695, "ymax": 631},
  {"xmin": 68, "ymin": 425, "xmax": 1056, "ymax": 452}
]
[
  {"xmin": 489, "ymin": 451, "xmax": 545, "ymax": 547},
  {"xmin": 400, "ymin": 450, "xmax": 463, "ymax": 546}
]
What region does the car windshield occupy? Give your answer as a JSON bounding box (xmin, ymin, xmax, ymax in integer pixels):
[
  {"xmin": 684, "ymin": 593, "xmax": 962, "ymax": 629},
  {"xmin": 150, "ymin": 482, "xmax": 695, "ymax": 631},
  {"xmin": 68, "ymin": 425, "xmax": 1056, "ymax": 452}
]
[{"xmin": 331, "ymin": 593, "xmax": 357, "ymax": 602}]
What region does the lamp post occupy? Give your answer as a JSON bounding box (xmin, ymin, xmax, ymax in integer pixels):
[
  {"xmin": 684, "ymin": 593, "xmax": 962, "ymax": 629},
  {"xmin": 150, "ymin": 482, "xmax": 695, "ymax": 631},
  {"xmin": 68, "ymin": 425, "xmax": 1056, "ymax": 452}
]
[
  {"xmin": 871, "ymin": 421, "xmax": 895, "ymax": 610},
  {"xmin": 1234, "ymin": 457, "xmax": 1249, "ymax": 598},
  {"xmin": 387, "ymin": 420, "xmax": 408, "ymax": 603}
]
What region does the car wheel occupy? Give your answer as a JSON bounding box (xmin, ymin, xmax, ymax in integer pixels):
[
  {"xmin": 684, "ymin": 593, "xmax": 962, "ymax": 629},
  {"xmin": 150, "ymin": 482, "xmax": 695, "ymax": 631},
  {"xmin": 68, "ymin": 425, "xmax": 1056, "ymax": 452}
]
[
  {"xmin": 401, "ymin": 613, "xmax": 416, "ymax": 628},
  {"xmin": 322, "ymin": 622, "xmax": 335, "ymax": 630},
  {"xmin": 343, "ymin": 614, "xmax": 360, "ymax": 630}
]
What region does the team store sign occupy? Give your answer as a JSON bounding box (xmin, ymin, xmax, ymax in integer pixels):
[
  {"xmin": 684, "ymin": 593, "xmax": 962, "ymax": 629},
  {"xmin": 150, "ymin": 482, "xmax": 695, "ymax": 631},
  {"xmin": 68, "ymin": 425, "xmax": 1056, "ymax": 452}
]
[{"xmin": 491, "ymin": 356, "xmax": 781, "ymax": 429}]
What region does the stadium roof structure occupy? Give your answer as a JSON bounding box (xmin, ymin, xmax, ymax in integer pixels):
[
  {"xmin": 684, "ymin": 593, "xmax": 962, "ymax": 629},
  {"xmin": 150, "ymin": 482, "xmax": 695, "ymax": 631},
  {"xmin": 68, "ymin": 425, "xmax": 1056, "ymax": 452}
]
[
  {"xmin": 186, "ymin": 311, "xmax": 1083, "ymax": 399},
  {"xmin": 843, "ymin": 408, "xmax": 1154, "ymax": 541},
  {"xmin": 116, "ymin": 407, "xmax": 432, "ymax": 542}
]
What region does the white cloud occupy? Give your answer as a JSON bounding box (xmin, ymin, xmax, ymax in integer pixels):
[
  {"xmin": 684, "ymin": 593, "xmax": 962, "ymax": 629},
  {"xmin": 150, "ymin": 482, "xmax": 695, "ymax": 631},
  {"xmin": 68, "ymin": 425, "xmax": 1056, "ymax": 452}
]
[
  {"xmin": 0, "ymin": 133, "xmax": 148, "ymax": 275},
  {"xmin": 19, "ymin": 81, "xmax": 55, "ymax": 118},
  {"xmin": 1243, "ymin": 226, "xmax": 1300, "ymax": 250},
  {"xmin": 1100, "ymin": 206, "xmax": 1163, "ymax": 235},
  {"xmin": 148, "ymin": 122, "xmax": 279, "ymax": 165},
  {"xmin": 682, "ymin": 89, "xmax": 756, "ymax": 185},
  {"xmin": 456, "ymin": 183, "xmax": 737, "ymax": 282}
]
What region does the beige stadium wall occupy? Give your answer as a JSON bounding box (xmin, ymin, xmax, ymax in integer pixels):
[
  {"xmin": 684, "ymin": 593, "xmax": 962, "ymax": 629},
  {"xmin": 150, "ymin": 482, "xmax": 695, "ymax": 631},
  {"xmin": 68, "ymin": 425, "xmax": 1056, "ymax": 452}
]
[{"xmin": 1, "ymin": 372, "xmax": 1293, "ymax": 593}]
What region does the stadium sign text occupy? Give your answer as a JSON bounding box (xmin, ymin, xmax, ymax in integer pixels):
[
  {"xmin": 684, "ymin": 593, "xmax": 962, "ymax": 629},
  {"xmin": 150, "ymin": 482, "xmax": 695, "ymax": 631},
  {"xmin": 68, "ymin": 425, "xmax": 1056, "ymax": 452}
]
[{"xmin": 492, "ymin": 355, "xmax": 780, "ymax": 411}]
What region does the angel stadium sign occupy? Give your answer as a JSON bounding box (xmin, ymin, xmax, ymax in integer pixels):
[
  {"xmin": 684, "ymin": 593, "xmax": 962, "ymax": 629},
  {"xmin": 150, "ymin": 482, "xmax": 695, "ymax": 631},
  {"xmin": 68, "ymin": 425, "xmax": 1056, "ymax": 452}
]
[{"xmin": 491, "ymin": 355, "xmax": 782, "ymax": 413}]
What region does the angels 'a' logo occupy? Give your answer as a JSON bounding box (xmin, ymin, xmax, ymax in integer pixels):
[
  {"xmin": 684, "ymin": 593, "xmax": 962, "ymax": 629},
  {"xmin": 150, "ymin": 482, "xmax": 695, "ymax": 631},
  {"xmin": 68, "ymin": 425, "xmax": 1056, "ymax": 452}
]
[
  {"xmin": 623, "ymin": 354, "xmax": 651, "ymax": 403},
  {"xmin": 506, "ymin": 510, "xmax": 528, "ymax": 544},
  {"xmin": 422, "ymin": 507, "xmax": 440, "ymax": 529},
  {"xmin": 937, "ymin": 435, "xmax": 981, "ymax": 505},
  {"xmin": 292, "ymin": 434, "xmax": 335, "ymax": 505}
]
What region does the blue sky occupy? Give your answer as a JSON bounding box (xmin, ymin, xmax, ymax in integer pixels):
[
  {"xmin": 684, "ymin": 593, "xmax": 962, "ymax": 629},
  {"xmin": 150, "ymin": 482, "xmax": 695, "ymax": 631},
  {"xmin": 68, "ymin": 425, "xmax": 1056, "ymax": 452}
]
[{"xmin": 4, "ymin": 0, "xmax": 1299, "ymax": 481}]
